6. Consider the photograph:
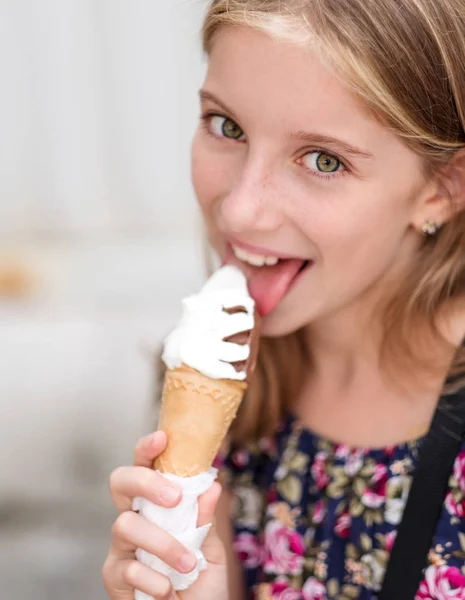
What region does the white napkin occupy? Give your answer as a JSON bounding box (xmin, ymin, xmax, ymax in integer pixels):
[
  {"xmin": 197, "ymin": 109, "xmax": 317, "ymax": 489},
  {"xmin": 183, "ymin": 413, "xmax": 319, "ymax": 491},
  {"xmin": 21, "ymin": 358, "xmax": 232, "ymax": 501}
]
[{"xmin": 132, "ymin": 468, "xmax": 217, "ymax": 598}]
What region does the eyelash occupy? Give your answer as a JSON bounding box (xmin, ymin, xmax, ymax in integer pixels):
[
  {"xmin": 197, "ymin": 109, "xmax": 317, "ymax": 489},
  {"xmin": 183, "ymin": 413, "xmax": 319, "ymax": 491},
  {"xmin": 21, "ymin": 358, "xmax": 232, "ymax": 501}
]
[{"xmin": 199, "ymin": 111, "xmax": 349, "ymax": 181}]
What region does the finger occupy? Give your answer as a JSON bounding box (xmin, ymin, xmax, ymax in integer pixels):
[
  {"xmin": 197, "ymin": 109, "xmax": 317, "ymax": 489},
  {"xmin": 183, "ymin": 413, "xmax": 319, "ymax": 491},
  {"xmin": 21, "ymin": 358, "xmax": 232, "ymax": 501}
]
[
  {"xmin": 110, "ymin": 511, "xmax": 197, "ymax": 575},
  {"xmin": 197, "ymin": 483, "xmax": 225, "ymax": 565},
  {"xmin": 124, "ymin": 561, "xmax": 174, "ymax": 600},
  {"xmin": 197, "ymin": 482, "xmax": 222, "ymax": 528},
  {"xmin": 109, "ymin": 466, "xmax": 181, "ymax": 513},
  {"xmin": 133, "ymin": 431, "xmax": 168, "ymax": 467},
  {"xmin": 103, "ymin": 557, "xmax": 174, "ymax": 600}
]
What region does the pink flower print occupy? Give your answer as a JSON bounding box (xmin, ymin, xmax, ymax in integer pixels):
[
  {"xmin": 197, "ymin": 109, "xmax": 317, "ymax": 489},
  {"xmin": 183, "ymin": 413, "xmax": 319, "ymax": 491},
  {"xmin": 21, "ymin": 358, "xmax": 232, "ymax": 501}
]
[
  {"xmin": 312, "ymin": 500, "xmax": 326, "ymax": 526},
  {"xmin": 259, "ymin": 435, "xmax": 278, "ymax": 455},
  {"xmin": 212, "ymin": 453, "xmax": 224, "ymax": 470},
  {"xmin": 334, "ymin": 512, "xmax": 351, "ymax": 539},
  {"xmin": 453, "ymin": 451, "xmax": 465, "ymax": 492},
  {"xmin": 302, "ymin": 577, "xmax": 327, "ymax": 600},
  {"xmin": 446, "ymin": 451, "xmax": 465, "ymax": 517},
  {"xmin": 345, "ymin": 448, "xmax": 365, "ymax": 477},
  {"xmin": 267, "ymin": 487, "xmax": 278, "ymax": 504},
  {"xmin": 257, "ymin": 578, "xmax": 302, "ymax": 600},
  {"xmin": 263, "ymin": 519, "xmax": 305, "ymax": 576},
  {"xmin": 384, "ymin": 445, "xmax": 396, "ymax": 457},
  {"xmin": 231, "ymin": 448, "xmax": 250, "ymax": 468},
  {"xmin": 445, "ymin": 491, "xmax": 465, "ymax": 517},
  {"xmin": 335, "ymin": 444, "xmax": 350, "ymax": 459},
  {"xmin": 270, "ymin": 578, "xmax": 303, "ymax": 600},
  {"xmin": 311, "ymin": 452, "xmax": 330, "ymax": 490},
  {"xmin": 336, "ymin": 444, "xmax": 365, "ymax": 474},
  {"xmin": 373, "ymin": 463, "xmax": 389, "ymax": 483},
  {"xmin": 415, "ymin": 565, "xmax": 465, "ymax": 599},
  {"xmin": 362, "ymin": 465, "xmax": 388, "ymax": 508},
  {"xmin": 234, "ymin": 533, "xmax": 264, "ymax": 569},
  {"xmin": 362, "ymin": 489, "xmax": 386, "ymax": 509},
  {"xmin": 385, "ymin": 530, "xmax": 397, "ymax": 553}
]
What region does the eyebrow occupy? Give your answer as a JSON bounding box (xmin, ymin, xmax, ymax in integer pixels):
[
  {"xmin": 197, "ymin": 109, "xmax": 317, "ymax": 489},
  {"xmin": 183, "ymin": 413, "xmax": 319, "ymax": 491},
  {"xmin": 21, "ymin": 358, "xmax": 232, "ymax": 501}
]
[
  {"xmin": 292, "ymin": 131, "xmax": 373, "ymax": 160},
  {"xmin": 199, "ymin": 89, "xmax": 241, "ymax": 122},
  {"xmin": 199, "ymin": 89, "xmax": 374, "ymax": 161}
]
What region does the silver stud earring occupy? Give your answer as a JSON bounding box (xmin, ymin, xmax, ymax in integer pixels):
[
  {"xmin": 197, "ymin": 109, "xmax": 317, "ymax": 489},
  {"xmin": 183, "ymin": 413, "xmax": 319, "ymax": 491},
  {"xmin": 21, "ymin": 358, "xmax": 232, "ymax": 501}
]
[{"xmin": 422, "ymin": 220, "xmax": 439, "ymax": 236}]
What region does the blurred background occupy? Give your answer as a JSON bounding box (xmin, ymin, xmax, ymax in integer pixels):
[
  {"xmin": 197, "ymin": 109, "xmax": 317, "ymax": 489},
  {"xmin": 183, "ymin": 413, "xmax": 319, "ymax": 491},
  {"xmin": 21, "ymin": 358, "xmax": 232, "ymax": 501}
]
[{"xmin": 0, "ymin": 1, "xmax": 209, "ymax": 597}]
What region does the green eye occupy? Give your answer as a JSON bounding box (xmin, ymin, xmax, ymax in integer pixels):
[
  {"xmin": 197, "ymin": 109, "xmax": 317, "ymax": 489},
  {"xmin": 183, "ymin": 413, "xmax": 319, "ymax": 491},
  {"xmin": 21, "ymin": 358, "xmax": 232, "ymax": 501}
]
[
  {"xmin": 301, "ymin": 150, "xmax": 343, "ymax": 176},
  {"xmin": 221, "ymin": 118, "xmax": 243, "ymax": 139},
  {"xmin": 316, "ymin": 152, "xmax": 340, "ymax": 172},
  {"xmin": 209, "ymin": 115, "xmax": 244, "ymax": 140}
]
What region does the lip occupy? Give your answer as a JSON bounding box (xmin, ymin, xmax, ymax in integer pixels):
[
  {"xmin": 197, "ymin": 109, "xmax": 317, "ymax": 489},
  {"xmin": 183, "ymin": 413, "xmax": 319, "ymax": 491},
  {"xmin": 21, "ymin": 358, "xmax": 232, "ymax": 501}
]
[
  {"xmin": 227, "ymin": 236, "xmax": 309, "ymax": 260},
  {"xmin": 293, "ymin": 259, "xmax": 313, "ymax": 283}
]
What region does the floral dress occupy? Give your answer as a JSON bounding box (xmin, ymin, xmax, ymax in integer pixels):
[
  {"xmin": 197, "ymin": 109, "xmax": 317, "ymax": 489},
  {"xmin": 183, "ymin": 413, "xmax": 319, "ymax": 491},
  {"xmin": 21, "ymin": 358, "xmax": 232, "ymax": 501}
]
[{"xmin": 217, "ymin": 413, "xmax": 465, "ymax": 600}]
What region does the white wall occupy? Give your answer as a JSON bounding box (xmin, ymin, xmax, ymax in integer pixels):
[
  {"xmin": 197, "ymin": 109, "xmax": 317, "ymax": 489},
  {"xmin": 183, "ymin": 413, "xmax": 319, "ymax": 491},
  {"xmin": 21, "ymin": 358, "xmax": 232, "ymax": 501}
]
[
  {"xmin": 0, "ymin": 0, "xmax": 211, "ymax": 500},
  {"xmin": 0, "ymin": 0, "xmax": 209, "ymax": 236}
]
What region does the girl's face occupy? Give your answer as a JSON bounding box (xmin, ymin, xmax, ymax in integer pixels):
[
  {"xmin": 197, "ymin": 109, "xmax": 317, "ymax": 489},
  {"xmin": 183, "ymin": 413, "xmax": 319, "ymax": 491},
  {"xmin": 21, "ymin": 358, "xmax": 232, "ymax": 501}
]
[{"xmin": 191, "ymin": 27, "xmax": 432, "ymax": 336}]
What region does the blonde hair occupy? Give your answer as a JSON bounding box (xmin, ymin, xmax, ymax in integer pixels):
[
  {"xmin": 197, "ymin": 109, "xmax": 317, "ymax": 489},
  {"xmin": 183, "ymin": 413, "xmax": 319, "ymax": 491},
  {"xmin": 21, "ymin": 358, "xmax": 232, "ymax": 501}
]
[{"xmin": 197, "ymin": 0, "xmax": 465, "ymax": 443}]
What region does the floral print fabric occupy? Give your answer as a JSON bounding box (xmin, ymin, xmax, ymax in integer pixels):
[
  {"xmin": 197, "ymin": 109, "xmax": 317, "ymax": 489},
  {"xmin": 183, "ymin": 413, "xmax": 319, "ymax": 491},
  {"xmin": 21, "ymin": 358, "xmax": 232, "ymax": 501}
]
[{"xmin": 219, "ymin": 414, "xmax": 465, "ymax": 599}]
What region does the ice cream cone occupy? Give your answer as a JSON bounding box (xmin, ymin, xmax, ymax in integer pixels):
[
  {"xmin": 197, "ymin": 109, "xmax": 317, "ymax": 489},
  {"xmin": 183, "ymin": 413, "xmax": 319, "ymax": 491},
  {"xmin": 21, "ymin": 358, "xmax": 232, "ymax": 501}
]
[
  {"xmin": 135, "ymin": 267, "xmax": 260, "ymax": 596},
  {"xmin": 154, "ymin": 363, "xmax": 247, "ymax": 477}
]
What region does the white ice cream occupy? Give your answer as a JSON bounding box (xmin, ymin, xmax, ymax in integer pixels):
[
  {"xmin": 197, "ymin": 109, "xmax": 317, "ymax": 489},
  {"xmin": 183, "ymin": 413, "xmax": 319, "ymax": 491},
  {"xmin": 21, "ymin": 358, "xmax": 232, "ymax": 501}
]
[{"xmin": 162, "ymin": 265, "xmax": 255, "ymax": 380}]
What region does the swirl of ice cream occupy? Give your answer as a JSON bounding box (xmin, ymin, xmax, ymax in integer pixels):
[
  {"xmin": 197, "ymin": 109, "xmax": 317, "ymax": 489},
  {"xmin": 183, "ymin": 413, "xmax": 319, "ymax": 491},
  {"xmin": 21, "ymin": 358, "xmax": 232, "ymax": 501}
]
[{"xmin": 162, "ymin": 265, "xmax": 257, "ymax": 381}]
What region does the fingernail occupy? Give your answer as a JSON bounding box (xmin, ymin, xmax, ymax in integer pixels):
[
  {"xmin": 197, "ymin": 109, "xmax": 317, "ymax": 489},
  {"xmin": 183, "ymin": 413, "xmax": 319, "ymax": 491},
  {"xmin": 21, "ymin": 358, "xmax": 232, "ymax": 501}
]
[
  {"xmin": 179, "ymin": 552, "xmax": 196, "ymax": 573},
  {"xmin": 160, "ymin": 486, "xmax": 180, "ymax": 504},
  {"xmin": 146, "ymin": 431, "xmax": 162, "ymax": 445},
  {"xmin": 143, "ymin": 433, "xmax": 155, "ymax": 449}
]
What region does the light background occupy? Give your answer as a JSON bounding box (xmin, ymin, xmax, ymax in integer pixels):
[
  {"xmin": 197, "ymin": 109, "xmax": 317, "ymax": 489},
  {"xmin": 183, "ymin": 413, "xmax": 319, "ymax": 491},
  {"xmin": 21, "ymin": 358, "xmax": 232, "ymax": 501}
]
[{"xmin": 0, "ymin": 1, "xmax": 209, "ymax": 597}]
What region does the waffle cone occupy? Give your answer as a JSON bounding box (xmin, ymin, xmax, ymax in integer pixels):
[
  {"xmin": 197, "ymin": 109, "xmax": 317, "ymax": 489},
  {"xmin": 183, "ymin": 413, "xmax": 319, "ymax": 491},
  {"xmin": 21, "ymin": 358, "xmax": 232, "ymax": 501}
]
[{"xmin": 154, "ymin": 364, "xmax": 247, "ymax": 477}]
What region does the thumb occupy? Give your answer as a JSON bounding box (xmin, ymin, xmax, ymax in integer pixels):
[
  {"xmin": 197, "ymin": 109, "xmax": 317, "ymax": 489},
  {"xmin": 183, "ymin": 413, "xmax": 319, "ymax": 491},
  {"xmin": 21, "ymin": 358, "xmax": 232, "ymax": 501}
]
[{"xmin": 197, "ymin": 482, "xmax": 226, "ymax": 565}]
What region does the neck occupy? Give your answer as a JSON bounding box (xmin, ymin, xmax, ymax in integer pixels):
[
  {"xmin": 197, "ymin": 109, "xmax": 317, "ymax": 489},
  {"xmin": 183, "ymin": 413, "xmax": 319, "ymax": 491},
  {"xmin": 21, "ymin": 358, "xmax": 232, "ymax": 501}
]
[
  {"xmin": 296, "ymin": 288, "xmax": 461, "ymax": 447},
  {"xmin": 304, "ymin": 294, "xmax": 383, "ymax": 391}
]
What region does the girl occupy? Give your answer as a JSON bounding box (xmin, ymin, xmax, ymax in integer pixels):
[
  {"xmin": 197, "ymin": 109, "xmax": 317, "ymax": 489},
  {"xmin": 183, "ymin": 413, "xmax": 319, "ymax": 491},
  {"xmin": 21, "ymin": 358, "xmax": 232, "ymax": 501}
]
[{"xmin": 102, "ymin": 1, "xmax": 465, "ymax": 598}]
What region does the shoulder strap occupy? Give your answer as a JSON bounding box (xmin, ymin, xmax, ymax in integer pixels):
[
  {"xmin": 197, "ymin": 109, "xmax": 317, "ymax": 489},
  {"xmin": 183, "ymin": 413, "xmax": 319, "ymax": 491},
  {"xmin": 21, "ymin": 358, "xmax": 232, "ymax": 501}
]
[{"xmin": 379, "ymin": 385, "xmax": 465, "ymax": 599}]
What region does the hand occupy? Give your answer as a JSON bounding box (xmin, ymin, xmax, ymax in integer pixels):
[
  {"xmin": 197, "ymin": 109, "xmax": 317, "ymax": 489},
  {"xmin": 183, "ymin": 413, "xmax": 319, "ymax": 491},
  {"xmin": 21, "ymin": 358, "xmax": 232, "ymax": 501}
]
[{"xmin": 102, "ymin": 431, "xmax": 229, "ymax": 600}]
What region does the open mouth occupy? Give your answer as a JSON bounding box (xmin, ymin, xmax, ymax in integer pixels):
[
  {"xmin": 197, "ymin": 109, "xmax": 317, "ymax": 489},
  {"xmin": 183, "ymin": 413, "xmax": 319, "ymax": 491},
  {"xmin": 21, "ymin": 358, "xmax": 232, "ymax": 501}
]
[
  {"xmin": 224, "ymin": 243, "xmax": 313, "ymax": 316},
  {"xmin": 298, "ymin": 259, "xmax": 310, "ymax": 273}
]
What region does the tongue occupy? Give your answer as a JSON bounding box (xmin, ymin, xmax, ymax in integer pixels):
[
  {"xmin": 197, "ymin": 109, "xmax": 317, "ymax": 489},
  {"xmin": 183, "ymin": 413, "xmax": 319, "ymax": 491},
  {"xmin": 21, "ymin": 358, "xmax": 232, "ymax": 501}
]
[{"xmin": 248, "ymin": 259, "xmax": 304, "ymax": 316}]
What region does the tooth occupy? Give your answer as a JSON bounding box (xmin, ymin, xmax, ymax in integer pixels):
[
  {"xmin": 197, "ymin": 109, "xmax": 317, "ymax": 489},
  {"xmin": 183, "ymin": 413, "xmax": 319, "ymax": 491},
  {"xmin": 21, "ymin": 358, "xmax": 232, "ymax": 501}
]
[
  {"xmin": 233, "ymin": 246, "xmax": 249, "ymax": 261},
  {"xmin": 265, "ymin": 256, "xmax": 279, "ymax": 266},
  {"xmin": 232, "ymin": 245, "xmax": 277, "ymax": 267},
  {"xmin": 246, "ymin": 253, "xmax": 266, "ymax": 266}
]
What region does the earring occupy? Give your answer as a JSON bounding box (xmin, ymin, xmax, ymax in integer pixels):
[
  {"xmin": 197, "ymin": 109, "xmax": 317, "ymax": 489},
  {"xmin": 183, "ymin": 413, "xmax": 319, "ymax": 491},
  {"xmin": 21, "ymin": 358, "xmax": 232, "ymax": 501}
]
[{"xmin": 422, "ymin": 220, "xmax": 439, "ymax": 236}]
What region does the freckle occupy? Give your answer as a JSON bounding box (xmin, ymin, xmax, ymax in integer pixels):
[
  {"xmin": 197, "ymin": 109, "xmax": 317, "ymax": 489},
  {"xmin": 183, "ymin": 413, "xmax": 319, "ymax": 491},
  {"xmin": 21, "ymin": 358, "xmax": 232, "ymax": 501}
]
[{"xmin": 261, "ymin": 172, "xmax": 272, "ymax": 187}]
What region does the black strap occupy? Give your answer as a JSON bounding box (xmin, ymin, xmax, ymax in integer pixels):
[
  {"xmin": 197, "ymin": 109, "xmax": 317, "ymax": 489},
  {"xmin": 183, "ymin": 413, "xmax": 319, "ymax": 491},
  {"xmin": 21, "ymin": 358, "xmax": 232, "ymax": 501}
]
[{"xmin": 379, "ymin": 385, "xmax": 465, "ymax": 599}]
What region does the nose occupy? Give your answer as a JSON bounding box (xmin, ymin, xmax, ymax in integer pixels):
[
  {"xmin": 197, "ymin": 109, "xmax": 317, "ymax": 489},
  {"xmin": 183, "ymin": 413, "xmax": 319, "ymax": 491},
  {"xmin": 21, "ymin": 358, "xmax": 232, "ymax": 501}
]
[{"xmin": 218, "ymin": 162, "xmax": 284, "ymax": 234}]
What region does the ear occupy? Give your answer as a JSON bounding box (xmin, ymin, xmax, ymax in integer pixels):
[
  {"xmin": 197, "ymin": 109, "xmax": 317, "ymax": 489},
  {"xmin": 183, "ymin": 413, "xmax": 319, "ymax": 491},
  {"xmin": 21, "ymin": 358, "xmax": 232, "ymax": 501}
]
[{"xmin": 412, "ymin": 147, "xmax": 465, "ymax": 233}]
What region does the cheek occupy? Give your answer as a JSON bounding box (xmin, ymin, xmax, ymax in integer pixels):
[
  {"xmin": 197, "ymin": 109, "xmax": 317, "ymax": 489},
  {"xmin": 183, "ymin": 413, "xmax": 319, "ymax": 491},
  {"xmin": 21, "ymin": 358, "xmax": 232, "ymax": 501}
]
[
  {"xmin": 303, "ymin": 186, "xmax": 411, "ymax": 263},
  {"xmin": 191, "ymin": 133, "xmax": 229, "ymax": 212},
  {"xmin": 191, "ymin": 134, "xmax": 211, "ymax": 210},
  {"xmin": 191, "ymin": 133, "xmax": 229, "ymax": 251}
]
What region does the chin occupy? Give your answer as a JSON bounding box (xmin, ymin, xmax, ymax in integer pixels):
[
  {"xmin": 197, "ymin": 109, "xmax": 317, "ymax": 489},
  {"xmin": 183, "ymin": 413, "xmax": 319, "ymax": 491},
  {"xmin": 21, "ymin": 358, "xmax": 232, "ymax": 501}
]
[{"xmin": 259, "ymin": 307, "xmax": 310, "ymax": 338}]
